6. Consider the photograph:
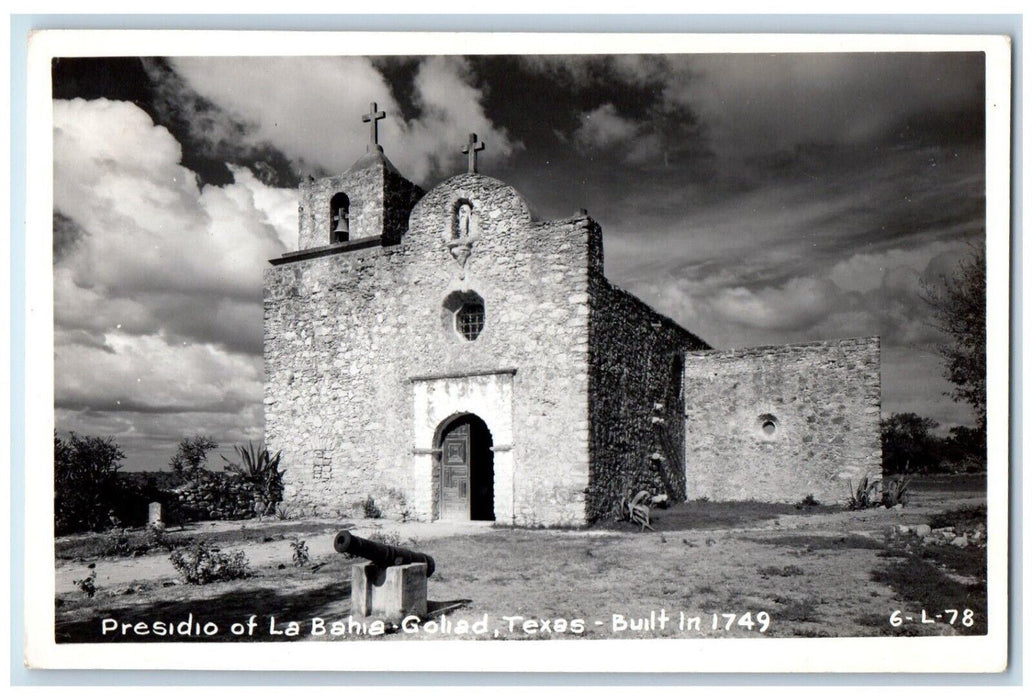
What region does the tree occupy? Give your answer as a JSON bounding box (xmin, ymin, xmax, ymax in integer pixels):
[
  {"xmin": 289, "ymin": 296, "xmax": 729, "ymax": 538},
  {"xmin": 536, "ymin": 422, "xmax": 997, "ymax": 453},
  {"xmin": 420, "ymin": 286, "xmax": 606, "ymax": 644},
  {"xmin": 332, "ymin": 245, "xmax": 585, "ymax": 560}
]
[
  {"xmin": 169, "ymin": 435, "xmax": 219, "ymax": 476},
  {"xmin": 54, "ymin": 431, "xmax": 125, "ymax": 534},
  {"xmin": 942, "ymin": 424, "xmax": 987, "ymax": 472},
  {"xmin": 922, "ymin": 247, "xmax": 986, "ymax": 432},
  {"xmin": 880, "ymin": 412, "xmax": 942, "ymax": 474}
]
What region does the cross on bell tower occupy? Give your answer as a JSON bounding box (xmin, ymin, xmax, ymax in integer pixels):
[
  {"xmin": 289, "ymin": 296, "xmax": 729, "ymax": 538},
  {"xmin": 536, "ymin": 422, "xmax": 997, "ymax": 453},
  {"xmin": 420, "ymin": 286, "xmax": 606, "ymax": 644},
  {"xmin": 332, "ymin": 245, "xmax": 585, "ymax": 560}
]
[
  {"xmin": 462, "ymin": 133, "xmax": 485, "ymax": 173},
  {"xmin": 362, "ymin": 102, "xmax": 386, "ymax": 152}
]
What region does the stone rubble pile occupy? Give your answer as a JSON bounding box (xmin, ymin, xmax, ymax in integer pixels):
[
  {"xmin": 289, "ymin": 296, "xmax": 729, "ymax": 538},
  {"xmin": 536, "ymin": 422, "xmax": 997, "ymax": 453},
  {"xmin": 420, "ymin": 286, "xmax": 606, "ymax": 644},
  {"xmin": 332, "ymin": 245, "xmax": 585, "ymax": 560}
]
[{"xmin": 895, "ymin": 521, "xmax": 986, "ymax": 548}]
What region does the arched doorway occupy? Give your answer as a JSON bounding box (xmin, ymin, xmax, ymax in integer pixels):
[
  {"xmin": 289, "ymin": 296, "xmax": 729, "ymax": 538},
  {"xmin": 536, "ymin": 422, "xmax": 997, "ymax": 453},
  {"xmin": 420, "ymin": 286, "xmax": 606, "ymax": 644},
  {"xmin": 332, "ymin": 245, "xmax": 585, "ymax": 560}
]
[{"xmin": 437, "ymin": 413, "xmax": 494, "ymax": 521}]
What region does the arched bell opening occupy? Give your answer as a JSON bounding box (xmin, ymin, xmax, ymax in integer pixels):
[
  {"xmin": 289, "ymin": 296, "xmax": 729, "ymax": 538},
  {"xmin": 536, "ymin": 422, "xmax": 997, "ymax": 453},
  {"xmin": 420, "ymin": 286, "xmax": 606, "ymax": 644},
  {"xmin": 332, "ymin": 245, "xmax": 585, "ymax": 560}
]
[{"xmin": 330, "ymin": 192, "xmax": 350, "ymax": 243}]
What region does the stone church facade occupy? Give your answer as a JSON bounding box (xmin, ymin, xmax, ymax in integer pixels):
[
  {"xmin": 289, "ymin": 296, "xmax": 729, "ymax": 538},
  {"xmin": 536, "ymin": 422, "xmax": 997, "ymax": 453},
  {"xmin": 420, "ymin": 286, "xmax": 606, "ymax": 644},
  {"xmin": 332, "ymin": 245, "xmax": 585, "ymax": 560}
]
[{"xmin": 263, "ymin": 118, "xmax": 882, "ymax": 526}]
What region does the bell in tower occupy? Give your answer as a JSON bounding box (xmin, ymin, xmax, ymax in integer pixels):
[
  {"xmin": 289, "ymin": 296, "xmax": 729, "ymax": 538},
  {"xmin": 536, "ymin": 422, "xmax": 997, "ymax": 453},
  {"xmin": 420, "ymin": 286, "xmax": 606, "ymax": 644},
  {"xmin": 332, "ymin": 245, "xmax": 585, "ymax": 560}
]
[{"xmin": 330, "ymin": 193, "xmax": 350, "ymax": 243}]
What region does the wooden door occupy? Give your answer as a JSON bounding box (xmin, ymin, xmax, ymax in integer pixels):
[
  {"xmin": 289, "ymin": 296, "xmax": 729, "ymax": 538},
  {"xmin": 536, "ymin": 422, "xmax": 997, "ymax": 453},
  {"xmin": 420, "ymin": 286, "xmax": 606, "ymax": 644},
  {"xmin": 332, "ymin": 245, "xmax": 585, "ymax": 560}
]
[{"xmin": 440, "ymin": 422, "xmax": 470, "ymax": 520}]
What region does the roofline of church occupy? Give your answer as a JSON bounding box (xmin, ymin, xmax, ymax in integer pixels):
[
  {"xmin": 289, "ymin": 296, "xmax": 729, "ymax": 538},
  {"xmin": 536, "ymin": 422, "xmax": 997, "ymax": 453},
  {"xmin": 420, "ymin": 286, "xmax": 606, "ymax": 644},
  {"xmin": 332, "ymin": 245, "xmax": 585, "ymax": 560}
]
[
  {"xmin": 683, "ymin": 335, "xmax": 882, "ymax": 355},
  {"xmin": 269, "ymin": 236, "xmax": 387, "ymax": 266}
]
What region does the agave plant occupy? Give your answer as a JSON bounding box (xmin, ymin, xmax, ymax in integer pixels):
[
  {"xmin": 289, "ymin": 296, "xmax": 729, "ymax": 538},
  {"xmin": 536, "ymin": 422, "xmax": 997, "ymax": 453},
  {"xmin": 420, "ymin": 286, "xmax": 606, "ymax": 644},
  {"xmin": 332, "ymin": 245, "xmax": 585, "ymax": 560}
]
[
  {"xmin": 881, "ymin": 476, "xmax": 912, "ymax": 507},
  {"xmin": 846, "ymin": 472, "xmax": 882, "ymax": 510},
  {"xmin": 223, "ymin": 442, "xmax": 284, "ymax": 517}
]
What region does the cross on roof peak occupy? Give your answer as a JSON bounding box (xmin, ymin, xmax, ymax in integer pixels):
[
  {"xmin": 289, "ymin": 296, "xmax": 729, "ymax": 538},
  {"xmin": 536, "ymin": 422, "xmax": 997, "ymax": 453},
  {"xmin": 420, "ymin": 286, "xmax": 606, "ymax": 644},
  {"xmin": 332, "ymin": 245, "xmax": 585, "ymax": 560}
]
[
  {"xmin": 461, "ymin": 133, "xmax": 485, "ymax": 174},
  {"xmin": 361, "ymin": 101, "xmax": 386, "ymax": 151}
]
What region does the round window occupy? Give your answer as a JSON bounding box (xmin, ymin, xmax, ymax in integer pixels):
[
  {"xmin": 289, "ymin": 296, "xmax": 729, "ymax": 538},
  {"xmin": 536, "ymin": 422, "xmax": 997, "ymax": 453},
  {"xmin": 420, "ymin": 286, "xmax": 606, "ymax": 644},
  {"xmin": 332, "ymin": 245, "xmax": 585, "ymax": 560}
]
[{"xmin": 758, "ymin": 413, "xmax": 778, "ymax": 437}]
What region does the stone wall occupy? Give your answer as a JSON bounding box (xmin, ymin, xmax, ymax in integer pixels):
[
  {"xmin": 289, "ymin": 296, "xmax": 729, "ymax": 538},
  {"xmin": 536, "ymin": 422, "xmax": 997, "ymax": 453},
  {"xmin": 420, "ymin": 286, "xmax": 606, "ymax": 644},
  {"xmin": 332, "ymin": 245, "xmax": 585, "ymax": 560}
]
[
  {"xmin": 167, "ymin": 471, "xmax": 255, "ymax": 523},
  {"xmin": 265, "ymin": 173, "xmax": 594, "ymax": 526},
  {"xmin": 586, "ymin": 235, "xmax": 709, "ymax": 521},
  {"xmin": 682, "ymin": 337, "xmax": 882, "ymax": 504}
]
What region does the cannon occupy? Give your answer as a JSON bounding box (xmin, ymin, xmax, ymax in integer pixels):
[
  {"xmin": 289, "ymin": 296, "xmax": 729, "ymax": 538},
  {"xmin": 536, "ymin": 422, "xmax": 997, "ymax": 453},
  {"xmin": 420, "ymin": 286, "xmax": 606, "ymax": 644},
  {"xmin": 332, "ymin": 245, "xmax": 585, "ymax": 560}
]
[
  {"xmin": 334, "ymin": 530, "xmax": 435, "ymax": 621},
  {"xmin": 333, "ymin": 530, "xmax": 436, "ymax": 578}
]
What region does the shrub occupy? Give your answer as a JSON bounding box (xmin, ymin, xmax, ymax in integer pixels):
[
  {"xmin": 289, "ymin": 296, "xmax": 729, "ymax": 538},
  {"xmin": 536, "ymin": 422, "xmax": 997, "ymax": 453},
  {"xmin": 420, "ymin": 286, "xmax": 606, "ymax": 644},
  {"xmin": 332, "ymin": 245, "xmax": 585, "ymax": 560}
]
[
  {"xmin": 73, "ymin": 569, "xmax": 97, "ymax": 599},
  {"xmin": 146, "ymin": 522, "xmax": 175, "ymax": 552},
  {"xmin": 222, "ymin": 442, "xmax": 285, "ymax": 517},
  {"xmin": 362, "ymin": 495, "xmax": 382, "ymax": 519},
  {"xmin": 846, "ymin": 473, "xmax": 882, "ymax": 510},
  {"xmin": 54, "ymin": 432, "xmax": 125, "ymax": 535},
  {"xmin": 799, "ymin": 494, "xmax": 820, "ymax": 507},
  {"xmin": 275, "ymin": 505, "xmax": 294, "ymax": 521},
  {"xmin": 169, "ymin": 541, "xmax": 250, "ymax": 584},
  {"xmin": 290, "ymin": 537, "xmax": 310, "ymax": 567},
  {"xmin": 169, "ymin": 435, "xmax": 218, "ymax": 477},
  {"xmin": 102, "ymin": 527, "xmax": 133, "ymax": 557}
]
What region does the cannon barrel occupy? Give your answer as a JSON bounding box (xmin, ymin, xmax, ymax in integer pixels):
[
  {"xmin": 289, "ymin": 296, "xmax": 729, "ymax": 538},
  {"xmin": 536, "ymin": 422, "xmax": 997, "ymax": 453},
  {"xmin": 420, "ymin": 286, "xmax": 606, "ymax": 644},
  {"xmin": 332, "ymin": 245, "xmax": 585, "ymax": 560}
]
[{"xmin": 333, "ymin": 530, "xmax": 435, "ymax": 578}]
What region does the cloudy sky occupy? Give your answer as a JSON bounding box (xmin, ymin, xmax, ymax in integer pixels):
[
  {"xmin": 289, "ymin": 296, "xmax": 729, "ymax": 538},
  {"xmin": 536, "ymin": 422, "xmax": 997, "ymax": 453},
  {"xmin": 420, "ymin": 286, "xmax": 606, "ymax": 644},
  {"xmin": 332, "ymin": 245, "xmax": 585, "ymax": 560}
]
[{"xmin": 52, "ymin": 52, "xmax": 986, "ymax": 471}]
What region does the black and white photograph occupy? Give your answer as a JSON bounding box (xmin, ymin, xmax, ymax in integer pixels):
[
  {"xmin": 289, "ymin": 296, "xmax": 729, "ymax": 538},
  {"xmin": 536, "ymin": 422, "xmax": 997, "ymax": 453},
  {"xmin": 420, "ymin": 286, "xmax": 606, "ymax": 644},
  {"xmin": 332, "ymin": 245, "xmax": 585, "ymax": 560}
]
[{"xmin": 23, "ymin": 30, "xmax": 1011, "ymax": 673}]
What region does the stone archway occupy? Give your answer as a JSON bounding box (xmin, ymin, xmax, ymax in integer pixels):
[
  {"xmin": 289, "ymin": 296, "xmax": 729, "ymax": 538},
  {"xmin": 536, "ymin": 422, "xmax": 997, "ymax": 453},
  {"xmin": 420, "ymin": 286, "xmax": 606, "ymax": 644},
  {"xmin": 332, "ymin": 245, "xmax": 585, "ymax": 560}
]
[
  {"xmin": 410, "ymin": 370, "xmax": 515, "ymax": 524},
  {"xmin": 436, "ymin": 413, "xmax": 495, "ymax": 521}
]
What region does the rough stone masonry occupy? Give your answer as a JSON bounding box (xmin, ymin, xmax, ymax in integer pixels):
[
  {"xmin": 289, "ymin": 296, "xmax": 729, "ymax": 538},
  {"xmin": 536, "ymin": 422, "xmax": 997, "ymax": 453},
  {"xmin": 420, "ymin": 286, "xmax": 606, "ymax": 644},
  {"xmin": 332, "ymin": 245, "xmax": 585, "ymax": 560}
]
[{"xmin": 263, "ymin": 129, "xmax": 881, "ymax": 526}]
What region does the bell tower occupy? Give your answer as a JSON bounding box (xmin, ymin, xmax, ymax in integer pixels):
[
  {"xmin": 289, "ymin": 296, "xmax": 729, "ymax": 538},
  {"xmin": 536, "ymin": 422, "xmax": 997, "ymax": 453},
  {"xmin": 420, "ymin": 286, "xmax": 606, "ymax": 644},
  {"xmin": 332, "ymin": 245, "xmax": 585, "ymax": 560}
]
[{"xmin": 296, "ymin": 102, "xmax": 424, "ymax": 250}]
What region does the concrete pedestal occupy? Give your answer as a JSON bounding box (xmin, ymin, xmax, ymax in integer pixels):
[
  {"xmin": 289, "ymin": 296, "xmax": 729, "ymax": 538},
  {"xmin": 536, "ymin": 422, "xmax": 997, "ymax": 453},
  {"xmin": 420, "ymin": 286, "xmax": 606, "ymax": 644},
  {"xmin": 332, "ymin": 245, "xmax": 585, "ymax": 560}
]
[{"xmin": 351, "ymin": 562, "xmax": 428, "ymax": 622}]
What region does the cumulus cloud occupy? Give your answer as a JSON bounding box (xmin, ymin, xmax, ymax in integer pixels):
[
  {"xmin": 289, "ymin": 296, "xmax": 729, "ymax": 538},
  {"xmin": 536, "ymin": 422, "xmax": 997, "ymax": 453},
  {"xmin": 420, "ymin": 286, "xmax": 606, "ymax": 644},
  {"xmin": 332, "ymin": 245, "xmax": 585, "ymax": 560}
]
[
  {"xmin": 53, "ymin": 97, "xmax": 296, "ymax": 467},
  {"xmin": 830, "ymin": 242, "xmax": 954, "ymax": 293},
  {"xmin": 54, "ymin": 98, "xmax": 293, "ymax": 302},
  {"xmin": 55, "ymin": 333, "xmax": 262, "ymax": 415},
  {"xmin": 158, "ymin": 56, "xmax": 519, "ymax": 183},
  {"xmin": 709, "ymin": 277, "xmax": 840, "ymax": 332},
  {"xmin": 574, "ymin": 103, "xmax": 639, "ymax": 149}
]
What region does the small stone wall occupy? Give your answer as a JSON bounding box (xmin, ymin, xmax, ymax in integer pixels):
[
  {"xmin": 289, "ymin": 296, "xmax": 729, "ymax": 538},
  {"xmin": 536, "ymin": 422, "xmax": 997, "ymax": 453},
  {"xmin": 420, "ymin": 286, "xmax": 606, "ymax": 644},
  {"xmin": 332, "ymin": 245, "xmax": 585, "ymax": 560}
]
[
  {"xmin": 167, "ymin": 471, "xmax": 256, "ymax": 523},
  {"xmin": 682, "ymin": 337, "xmax": 882, "ymax": 504}
]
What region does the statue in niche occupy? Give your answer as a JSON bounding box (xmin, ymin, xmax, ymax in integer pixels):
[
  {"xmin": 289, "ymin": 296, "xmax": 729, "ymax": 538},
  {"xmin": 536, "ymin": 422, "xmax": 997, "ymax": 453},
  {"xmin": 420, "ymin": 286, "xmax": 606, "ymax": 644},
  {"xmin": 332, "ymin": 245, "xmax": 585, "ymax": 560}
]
[
  {"xmin": 443, "ymin": 199, "xmax": 480, "ymax": 277},
  {"xmin": 456, "ymin": 202, "xmax": 472, "ymax": 239}
]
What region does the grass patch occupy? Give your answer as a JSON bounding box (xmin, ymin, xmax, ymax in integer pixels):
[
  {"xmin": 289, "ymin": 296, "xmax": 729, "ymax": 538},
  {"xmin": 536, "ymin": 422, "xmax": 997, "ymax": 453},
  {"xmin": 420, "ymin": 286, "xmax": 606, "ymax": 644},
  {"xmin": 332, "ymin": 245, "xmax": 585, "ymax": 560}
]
[
  {"xmin": 57, "ymin": 520, "xmax": 345, "ymax": 561},
  {"xmin": 906, "ymin": 474, "xmax": 986, "ymax": 493},
  {"xmin": 916, "ymin": 542, "xmax": 987, "ymax": 580},
  {"xmin": 757, "ymin": 565, "xmax": 805, "ymax": 577},
  {"xmin": 854, "ymin": 613, "xmax": 924, "ymax": 636},
  {"xmin": 743, "ymin": 534, "xmax": 885, "ymax": 551},
  {"xmin": 777, "ymin": 596, "xmax": 823, "ymax": 623},
  {"xmin": 870, "ymin": 555, "xmax": 986, "ymax": 635},
  {"xmin": 928, "ymin": 504, "xmax": 987, "ymax": 531},
  {"xmin": 57, "ymin": 529, "xmax": 192, "ymax": 561},
  {"xmin": 596, "ymin": 500, "xmax": 838, "ymax": 532}
]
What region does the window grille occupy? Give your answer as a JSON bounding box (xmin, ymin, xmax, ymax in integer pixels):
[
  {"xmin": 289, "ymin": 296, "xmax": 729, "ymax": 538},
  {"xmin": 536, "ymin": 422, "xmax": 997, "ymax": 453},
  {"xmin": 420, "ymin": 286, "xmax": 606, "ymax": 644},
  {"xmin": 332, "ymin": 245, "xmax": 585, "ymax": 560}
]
[{"xmin": 456, "ymin": 302, "xmax": 485, "ymax": 341}]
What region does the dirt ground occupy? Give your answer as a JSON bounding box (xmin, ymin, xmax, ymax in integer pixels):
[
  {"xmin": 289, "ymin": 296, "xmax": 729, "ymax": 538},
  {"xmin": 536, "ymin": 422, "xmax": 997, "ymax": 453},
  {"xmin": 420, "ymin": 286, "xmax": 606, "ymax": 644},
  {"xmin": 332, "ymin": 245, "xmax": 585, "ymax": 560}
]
[{"xmin": 54, "ymin": 475, "xmax": 988, "ymax": 643}]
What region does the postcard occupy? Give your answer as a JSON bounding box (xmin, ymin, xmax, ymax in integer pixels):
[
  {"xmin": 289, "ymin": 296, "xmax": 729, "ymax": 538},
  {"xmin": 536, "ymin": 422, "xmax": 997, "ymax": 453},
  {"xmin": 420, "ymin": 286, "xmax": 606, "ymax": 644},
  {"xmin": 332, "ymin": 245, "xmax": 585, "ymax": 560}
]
[{"xmin": 22, "ymin": 30, "xmax": 1011, "ymax": 673}]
